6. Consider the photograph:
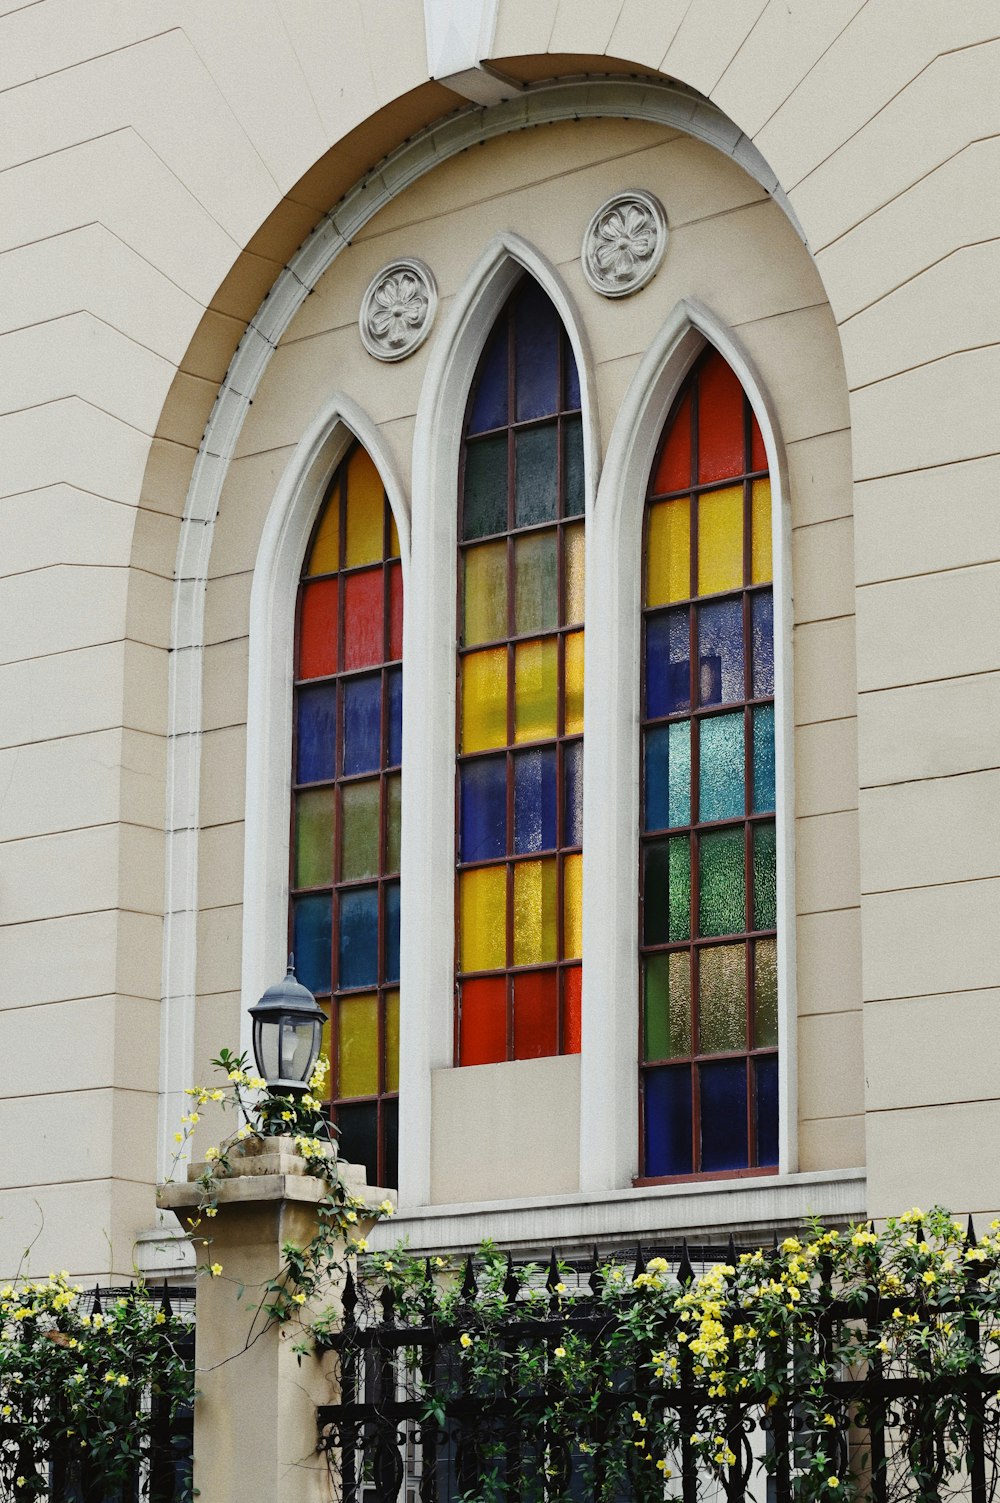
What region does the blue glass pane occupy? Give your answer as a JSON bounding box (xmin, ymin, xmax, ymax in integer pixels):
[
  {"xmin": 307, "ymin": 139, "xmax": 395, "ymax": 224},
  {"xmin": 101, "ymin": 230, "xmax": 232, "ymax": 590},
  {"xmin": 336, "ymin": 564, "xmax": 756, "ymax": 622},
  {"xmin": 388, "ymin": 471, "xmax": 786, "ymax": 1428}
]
[
  {"xmin": 514, "ymin": 747, "xmax": 557, "ymax": 854},
  {"xmin": 296, "ymin": 683, "xmax": 337, "ymax": 783},
  {"xmin": 644, "ymin": 721, "xmax": 691, "ymax": 832},
  {"xmin": 698, "ymin": 599, "xmax": 744, "ymax": 706},
  {"xmin": 337, "ymin": 1102, "xmax": 377, "ymax": 1182},
  {"xmin": 342, "ymin": 676, "xmax": 381, "ymax": 776},
  {"xmin": 756, "ymin": 1054, "xmax": 779, "ymax": 1167},
  {"xmin": 385, "ymin": 881, "xmax": 400, "ymax": 984},
  {"xmin": 700, "ymin": 1059, "xmax": 749, "ymax": 1172},
  {"xmin": 338, "ymin": 886, "xmax": 379, "ymax": 989},
  {"xmin": 515, "ymin": 425, "xmax": 558, "ymax": 527},
  {"xmin": 753, "ymin": 703, "xmax": 776, "ymax": 812},
  {"xmin": 460, "ymin": 757, "xmax": 507, "ymax": 862},
  {"xmin": 293, "ymin": 894, "xmax": 332, "ymax": 994},
  {"xmin": 752, "ymin": 590, "xmax": 774, "ymax": 699},
  {"xmin": 563, "ymin": 739, "xmax": 583, "ymax": 848},
  {"xmin": 646, "ymin": 609, "xmax": 690, "ymax": 718},
  {"xmin": 565, "ymin": 345, "xmax": 581, "ymax": 410},
  {"xmin": 514, "ymin": 281, "xmax": 559, "ymax": 422},
  {"xmin": 699, "ymin": 711, "xmax": 745, "ymax": 822},
  {"xmin": 467, "ymin": 328, "xmax": 508, "ymax": 434},
  {"xmin": 644, "ymin": 1066, "xmax": 692, "ymax": 1177},
  {"xmin": 387, "ymin": 667, "xmax": 402, "ymax": 767}
]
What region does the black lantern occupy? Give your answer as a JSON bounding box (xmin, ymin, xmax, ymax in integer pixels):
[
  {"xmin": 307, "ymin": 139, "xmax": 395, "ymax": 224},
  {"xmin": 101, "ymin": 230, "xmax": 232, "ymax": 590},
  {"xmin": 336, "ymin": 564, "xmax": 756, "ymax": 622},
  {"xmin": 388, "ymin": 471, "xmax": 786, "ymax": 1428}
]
[{"xmin": 249, "ymin": 957, "xmax": 326, "ymax": 1097}]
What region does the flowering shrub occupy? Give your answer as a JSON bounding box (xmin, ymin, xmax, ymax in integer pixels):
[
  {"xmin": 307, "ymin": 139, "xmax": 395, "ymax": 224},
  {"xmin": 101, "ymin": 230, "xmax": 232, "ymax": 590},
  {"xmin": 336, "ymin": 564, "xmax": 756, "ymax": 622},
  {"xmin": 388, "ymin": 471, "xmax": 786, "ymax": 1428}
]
[{"xmin": 0, "ymin": 1277, "xmax": 191, "ymax": 1501}]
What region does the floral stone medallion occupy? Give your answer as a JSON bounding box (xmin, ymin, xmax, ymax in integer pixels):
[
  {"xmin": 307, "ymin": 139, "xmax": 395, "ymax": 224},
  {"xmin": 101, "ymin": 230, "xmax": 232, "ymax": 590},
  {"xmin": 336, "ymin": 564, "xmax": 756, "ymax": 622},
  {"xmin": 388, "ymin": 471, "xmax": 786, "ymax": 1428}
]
[
  {"xmin": 581, "ymin": 190, "xmax": 668, "ymax": 298},
  {"xmin": 359, "ymin": 258, "xmax": 438, "ymax": 361}
]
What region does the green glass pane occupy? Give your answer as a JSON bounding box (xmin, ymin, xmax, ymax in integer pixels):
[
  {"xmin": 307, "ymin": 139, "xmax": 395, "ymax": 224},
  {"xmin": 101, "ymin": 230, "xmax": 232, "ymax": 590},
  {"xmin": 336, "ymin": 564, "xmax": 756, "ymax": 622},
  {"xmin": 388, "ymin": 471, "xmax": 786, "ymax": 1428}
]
[
  {"xmin": 644, "ymin": 952, "xmax": 691, "ymax": 1061},
  {"xmin": 514, "ymin": 530, "xmax": 558, "ymax": 635},
  {"xmin": 669, "ymin": 835, "xmax": 691, "ymax": 942},
  {"xmin": 698, "ymin": 943, "xmax": 746, "ymax": 1053},
  {"xmin": 564, "ymin": 414, "xmax": 584, "ymax": 517},
  {"xmin": 295, "ymin": 787, "xmax": 334, "ymax": 888},
  {"xmin": 645, "ymin": 836, "xmax": 692, "ymax": 945},
  {"xmin": 753, "ymin": 703, "xmax": 776, "ymax": 813},
  {"xmin": 698, "ymin": 826, "xmax": 745, "ymax": 937},
  {"xmin": 385, "ymin": 772, "xmax": 401, "ymax": 874},
  {"xmin": 699, "ymin": 711, "xmax": 745, "ymax": 823},
  {"xmin": 753, "ymin": 821, "xmax": 777, "ymax": 931},
  {"xmin": 515, "ymin": 424, "xmax": 558, "ymax": 528},
  {"xmin": 341, "ymin": 779, "xmax": 380, "ymax": 881},
  {"xmin": 464, "ymin": 435, "xmax": 508, "ymax": 540},
  {"xmin": 754, "ymin": 937, "xmax": 778, "ymax": 1047}
]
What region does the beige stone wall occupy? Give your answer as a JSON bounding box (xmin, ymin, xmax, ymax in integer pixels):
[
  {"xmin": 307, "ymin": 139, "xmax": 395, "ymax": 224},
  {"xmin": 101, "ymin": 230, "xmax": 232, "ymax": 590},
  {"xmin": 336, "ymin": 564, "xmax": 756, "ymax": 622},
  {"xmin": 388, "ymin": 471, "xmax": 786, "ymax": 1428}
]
[{"xmin": 2, "ymin": 0, "xmax": 999, "ymax": 1272}]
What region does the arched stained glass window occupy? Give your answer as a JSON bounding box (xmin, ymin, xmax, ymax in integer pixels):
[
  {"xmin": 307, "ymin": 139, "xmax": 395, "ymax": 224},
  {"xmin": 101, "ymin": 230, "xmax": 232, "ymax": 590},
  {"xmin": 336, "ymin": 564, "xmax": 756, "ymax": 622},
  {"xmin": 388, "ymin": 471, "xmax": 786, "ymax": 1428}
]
[
  {"xmin": 639, "ymin": 348, "xmax": 778, "ymax": 1180},
  {"xmin": 455, "ymin": 279, "xmax": 585, "ymax": 1065},
  {"xmin": 290, "ymin": 443, "xmax": 402, "ymax": 1187}
]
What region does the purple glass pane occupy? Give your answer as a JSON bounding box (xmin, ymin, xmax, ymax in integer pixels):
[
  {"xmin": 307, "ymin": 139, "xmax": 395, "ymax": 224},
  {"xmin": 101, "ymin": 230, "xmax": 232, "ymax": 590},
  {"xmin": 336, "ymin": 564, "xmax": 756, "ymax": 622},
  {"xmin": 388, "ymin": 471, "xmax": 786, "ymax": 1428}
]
[
  {"xmin": 385, "ymin": 881, "xmax": 400, "ymax": 984},
  {"xmin": 700, "ymin": 1059, "xmax": 749, "ymax": 1171},
  {"xmin": 644, "ymin": 1066, "xmax": 693, "ymax": 1176},
  {"xmin": 296, "ymin": 683, "xmax": 337, "ymax": 783},
  {"xmin": 646, "ymin": 609, "xmax": 690, "ymax": 718},
  {"xmin": 756, "ymin": 1054, "xmax": 779, "ymax": 1167},
  {"xmin": 563, "ymin": 739, "xmax": 583, "ymax": 847},
  {"xmin": 514, "ymin": 281, "xmax": 559, "ymax": 422},
  {"xmin": 514, "ymin": 747, "xmax": 557, "ymax": 854},
  {"xmin": 293, "ymin": 893, "xmax": 332, "ymax": 995},
  {"xmin": 698, "ymin": 599, "xmax": 744, "ymax": 706},
  {"xmin": 338, "ymin": 885, "xmax": 379, "ymax": 989},
  {"xmin": 460, "ymin": 757, "xmax": 507, "ymax": 862},
  {"xmin": 343, "ymin": 676, "xmax": 381, "ymax": 776},
  {"xmin": 467, "ymin": 327, "xmax": 509, "ymax": 434},
  {"xmin": 387, "ymin": 666, "xmax": 402, "ymax": 767},
  {"xmin": 752, "ymin": 590, "xmax": 774, "ymax": 699}
]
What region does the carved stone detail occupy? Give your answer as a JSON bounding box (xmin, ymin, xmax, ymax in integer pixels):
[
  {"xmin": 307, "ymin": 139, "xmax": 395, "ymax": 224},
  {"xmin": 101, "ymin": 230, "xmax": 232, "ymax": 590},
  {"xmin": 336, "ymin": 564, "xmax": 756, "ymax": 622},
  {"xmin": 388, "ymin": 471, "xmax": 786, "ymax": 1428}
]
[
  {"xmin": 581, "ymin": 190, "xmax": 667, "ymax": 298},
  {"xmin": 359, "ymin": 258, "xmax": 438, "ymax": 361}
]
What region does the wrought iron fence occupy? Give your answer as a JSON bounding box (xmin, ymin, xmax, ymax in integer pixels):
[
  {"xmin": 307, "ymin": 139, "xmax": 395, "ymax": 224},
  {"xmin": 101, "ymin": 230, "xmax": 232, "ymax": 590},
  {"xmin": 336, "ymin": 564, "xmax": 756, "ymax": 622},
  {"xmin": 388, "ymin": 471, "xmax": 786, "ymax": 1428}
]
[{"xmin": 317, "ymin": 1240, "xmax": 1000, "ymax": 1503}]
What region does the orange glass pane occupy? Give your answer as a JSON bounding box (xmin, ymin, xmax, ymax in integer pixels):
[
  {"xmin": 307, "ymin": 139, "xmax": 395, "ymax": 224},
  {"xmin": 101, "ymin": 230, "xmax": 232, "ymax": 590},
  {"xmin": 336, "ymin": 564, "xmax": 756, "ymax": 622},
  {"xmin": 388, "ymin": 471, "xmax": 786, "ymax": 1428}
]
[
  {"xmin": 343, "ymin": 568, "xmax": 384, "ymax": 670},
  {"xmin": 646, "ymin": 499, "xmax": 690, "ymax": 607},
  {"xmin": 563, "ymin": 521, "xmax": 585, "ymax": 625},
  {"xmin": 750, "ymin": 412, "xmax": 767, "ymax": 472},
  {"xmin": 513, "ymin": 970, "xmax": 558, "ymax": 1059},
  {"xmin": 698, "ymin": 354, "xmax": 744, "ymax": 483},
  {"xmin": 697, "ymin": 485, "xmax": 743, "ymax": 596},
  {"xmin": 653, "ymin": 390, "xmax": 691, "ymax": 494},
  {"xmin": 564, "ymin": 630, "xmax": 584, "ymax": 736},
  {"xmin": 512, "ymin": 857, "xmax": 558, "ymax": 966},
  {"xmin": 459, "ymin": 976, "xmax": 507, "ymax": 1065},
  {"xmin": 751, "ymin": 478, "xmax": 772, "ymax": 585},
  {"xmin": 385, "ymin": 990, "xmax": 400, "ymax": 1092},
  {"xmin": 308, "ymin": 494, "xmax": 340, "ymax": 576},
  {"xmin": 298, "ymin": 578, "xmax": 338, "ymax": 679},
  {"xmin": 338, "ymin": 992, "xmax": 379, "ymax": 1098},
  {"xmin": 460, "ymin": 865, "xmax": 506, "ymax": 971},
  {"xmin": 563, "ymin": 966, "xmax": 582, "ymax": 1054},
  {"xmin": 345, "ymin": 448, "xmax": 384, "ymax": 567},
  {"xmin": 563, "ymin": 851, "xmax": 582, "ymax": 960},
  {"xmin": 514, "ymin": 638, "xmax": 558, "ymax": 743},
  {"xmin": 462, "ymin": 647, "xmax": 508, "ymax": 753}
]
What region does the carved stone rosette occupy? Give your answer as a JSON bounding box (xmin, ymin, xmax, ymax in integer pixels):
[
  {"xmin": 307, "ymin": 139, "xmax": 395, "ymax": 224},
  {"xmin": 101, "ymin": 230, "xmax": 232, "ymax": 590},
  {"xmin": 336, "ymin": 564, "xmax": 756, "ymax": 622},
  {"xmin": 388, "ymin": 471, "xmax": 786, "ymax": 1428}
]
[
  {"xmin": 581, "ymin": 190, "xmax": 668, "ymax": 298},
  {"xmin": 359, "ymin": 257, "xmax": 438, "ymax": 361}
]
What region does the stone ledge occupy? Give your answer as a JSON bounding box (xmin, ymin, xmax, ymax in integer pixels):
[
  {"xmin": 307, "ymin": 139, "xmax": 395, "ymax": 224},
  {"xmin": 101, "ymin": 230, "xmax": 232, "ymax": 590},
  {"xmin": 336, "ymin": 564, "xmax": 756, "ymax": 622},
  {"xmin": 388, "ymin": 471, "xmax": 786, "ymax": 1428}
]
[{"xmin": 157, "ymin": 1136, "xmax": 377, "ymax": 1211}]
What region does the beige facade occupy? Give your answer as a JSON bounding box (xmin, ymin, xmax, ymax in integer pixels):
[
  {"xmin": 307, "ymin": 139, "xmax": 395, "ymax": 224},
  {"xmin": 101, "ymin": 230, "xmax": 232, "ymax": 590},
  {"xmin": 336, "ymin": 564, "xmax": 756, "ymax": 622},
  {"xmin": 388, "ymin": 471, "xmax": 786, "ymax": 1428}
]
[{"xmin": 1, "ymin": 0, "xmax": 998, "ymax": 1281}]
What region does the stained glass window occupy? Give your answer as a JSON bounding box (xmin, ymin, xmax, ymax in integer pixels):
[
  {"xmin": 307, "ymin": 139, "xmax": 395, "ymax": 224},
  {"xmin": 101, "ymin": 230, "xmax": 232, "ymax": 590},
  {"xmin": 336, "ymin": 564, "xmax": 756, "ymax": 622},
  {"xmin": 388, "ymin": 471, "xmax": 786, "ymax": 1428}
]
[
  {"xmin": 639, "ymin": 349, "xmax": 778, "ymax": 1178},
  {"xmin": 291, "ymin": 443, "xmax": 402, "ymax": 1187},
  {"xmin": 456, "ymin": 279, "xmax": 584, "ymax": 1065}
]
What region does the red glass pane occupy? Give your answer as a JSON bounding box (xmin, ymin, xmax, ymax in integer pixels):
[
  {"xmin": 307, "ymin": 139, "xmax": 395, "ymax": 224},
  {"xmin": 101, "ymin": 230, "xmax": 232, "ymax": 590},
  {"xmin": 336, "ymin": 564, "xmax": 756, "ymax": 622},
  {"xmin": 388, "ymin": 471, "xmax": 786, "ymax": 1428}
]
[
  {"xmin": 298, "ymin": 578, "xmax": 338, "ymax": 679},
  {"xmin": 563, "ymin": 965, "xmax": 582, "ymax": 1054},
  {"xmin": 750, "ymin": 412, "xmax": 767, "ymax": 471},
  {"xmin": 698, "ymin": 353, "xmax": 744, "ymax": 483},
  {"xmin": 459, "ymin": 977, "xmax": 508, "ymax": 1065},
  {"xmin": 389, "ymin": 560, "xmax": 403, "ymax": 661},
  {"xmin": 653, "ymin": 390, "xmax": 691, "ymax": 495},
  {"xmin": 343, "ymin": 568, "xmax": 384, "ymax": 670},
  {"xmin": 513, "ymin": 970, "xmax": 558, "ymax": 1059}
]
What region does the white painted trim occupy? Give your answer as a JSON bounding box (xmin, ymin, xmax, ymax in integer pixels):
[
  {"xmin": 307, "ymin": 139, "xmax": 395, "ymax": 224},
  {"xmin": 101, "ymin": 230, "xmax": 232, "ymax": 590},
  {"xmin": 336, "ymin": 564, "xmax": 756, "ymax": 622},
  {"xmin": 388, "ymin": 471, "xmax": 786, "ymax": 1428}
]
[
  {"xmin": 160, "ymin": 76, "xmax": 804, "ymax": 1184},
  {"xmin": 423, "ymin": 0, "xmax": 515, "ymax": 103},
  {"xmin": 240, "ymin": 398, "xmax": 410, "ymax": 1059},
  {"xmin": 582, "ymin": 299, "xmax": 796, "ymax": 1193},
  {"xmin": 368, "ymin": 1168, "xmax": 866, "ymax": 1255},
  {"xmin": 401, "ymin": 233, "xmax": 599, "ymax": 1206}
]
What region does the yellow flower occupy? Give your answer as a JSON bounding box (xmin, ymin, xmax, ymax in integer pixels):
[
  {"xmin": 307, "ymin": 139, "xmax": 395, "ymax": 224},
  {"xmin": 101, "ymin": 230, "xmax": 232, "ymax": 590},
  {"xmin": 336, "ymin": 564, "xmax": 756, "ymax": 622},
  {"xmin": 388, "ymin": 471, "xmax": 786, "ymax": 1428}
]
[
  {"xmin": 354, "ymin": 1238, "xmax": 368, "ymax": 1252},
  {"xmin": 173, "ymin": 1133, "xmax": 183, "ymax": 1143},
  {"xmin": 281, "ymin": 1111, "xmax": 293, "ymax": 1121},
  {"xmin": 434, "ymin": 1257, "xmax": 445, "ymax": 1268},
  {"xmin": 383, "ymin": 1261, "xmax": 394, "ymax": 1273},
  {"xmin": 554, "ymin": 1346, "xmax": 566, "ymax": 1358},
  {"xmin": 116, "ymin": 1374, "xmax": 129, "ymax": 1387},
  {"xmin": 828, "ymin": 1480, "xmax": 840, "ymax": 1490},
  {"xmin": 555, "ymin": 1282, "xmax": 567, "ymax": 1294},
  {"xmin": 380, "ymin": 1199, "xmax": 395, "ymax": 1216},
  {"xmin": 656, "ymin": 1461, "xmax": 672, "ymax": 1475},
  {"xmin": 1, "ymin": 1406, "xmax": 11, "ymax": 1418},
  {"xmin": 460, "ymin": 1333, "xmax": 473, "ymax": 1349},
  {"xmin": 248, "ymin": 1076, "xmax": 266, "ymax": 1090},
  {"xmin": 205, "ymin": 1147, "xmax": 219, "ymax": 1162},
  {"xmin": 292, "ymin": 1292, "xmax": 307, "ymax": 1305},
  {"xmin": 154, "ymin": 1312, "xmax": 166, "ymax": 1325},
  {"xmin": 205, "ymin": 1206, "xmax": 217, "ymax": 1217},
  {"xmin": 210, "ymin": 1263, "xmax": 223, "ymax": 1278}
]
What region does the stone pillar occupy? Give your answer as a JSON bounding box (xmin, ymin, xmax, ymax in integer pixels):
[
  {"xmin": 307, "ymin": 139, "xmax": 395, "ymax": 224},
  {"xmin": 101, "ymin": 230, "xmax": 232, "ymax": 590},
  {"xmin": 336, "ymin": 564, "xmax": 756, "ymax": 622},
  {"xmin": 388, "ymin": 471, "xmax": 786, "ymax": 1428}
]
[{"xmin": 158, "ymin": 1138, "xmax": 374, "ymax": 1503}]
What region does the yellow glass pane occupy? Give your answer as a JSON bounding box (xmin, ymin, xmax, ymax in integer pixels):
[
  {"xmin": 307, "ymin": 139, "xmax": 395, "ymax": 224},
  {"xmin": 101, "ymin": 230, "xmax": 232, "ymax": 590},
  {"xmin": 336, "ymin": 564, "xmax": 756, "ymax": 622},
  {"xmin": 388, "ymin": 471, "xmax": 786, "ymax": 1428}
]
[
  {"xmin": 646, "ymin": 497, "xmax": 689, "ymax": 606},
  {"xmin": 464, "ymin": 541, "xmax": 508, "ymax": 646},
  {"xmin": 563, "ymin": 852, "xmax": 582, "ymax": 960},
  {"xmin": 564, "ymin": 630, "xmax": 584, "ymax": 736},
  {"xmin": 751, "ymin": 478, "xmax": 772, "ymax": 585},
  {"xmin": 460, "ymin": 865, "xmax": 506, "ymax": 971},
  {"xmin": 388, "ymin": 510, "xmax": 401, "ymax": 559},
  {"xmin": 307, "ymin": 494, "xmax": 340, "ymax": 576},
  {"xmin": 462, "ymin": 647, "xmax": 508, "ymax": 753},
  {"xmin": 697, "ymin": 485, "xmax": 743, "ymax": 596},
  {"xmin": 345, "ymin": 447, "xmax": 384, "ymax": 567},
  {"xmin": 318, "ymin": 1001, "xmax": 331, "ymax": 1088},
  {"xmin": 385, "ymin": 990, "xmax": 400, "ymax": 1093},
  {"xmin": 514, "ymin": 637, "xmax": 558, "ymax": 743},
  {"xmin": 513, "ymin": 858, "xmax": 558, "ymax": 966},
  {"xmin": 563, "ymin": 521, "xmax": 585, "ymax": 625},
  {"xmin": 338, "ymin": 992, "xmax": 378, "ymax": 1098}
]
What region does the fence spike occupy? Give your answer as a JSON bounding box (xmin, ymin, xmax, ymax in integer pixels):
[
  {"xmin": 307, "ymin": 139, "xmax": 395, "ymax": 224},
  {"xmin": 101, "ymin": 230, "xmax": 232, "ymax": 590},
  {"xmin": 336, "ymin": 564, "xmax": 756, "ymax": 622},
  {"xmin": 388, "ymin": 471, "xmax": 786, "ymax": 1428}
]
[
  {"xmin": 589, "ymin": 1245, "xmax": 602, "ymax": 1296},
  {"xmin": 91, "ymin": 1284, "xmax": 103, "ymax": 1317},
  {"xmin": 160, "ymin": 1281, "xmax": 173, "ymax": 1320},
  {"xmin": 677, "ymin": 1240, "xmax": 694, "ymax": 1286},
  {"xmin": 380, "ymin": 1282, "xmax": 396, "ymax": 1323},
  {"xmin": 632, "ymin": 1244, "xmax": 646, "ymax": 1281},
  {"xmin": 503, "ymin": 1252, "xmax": 519, "ymax": 1303},
  {"xmin": 967, "ymin": 1214, "xmax": 977, "ymax": 1247},
  {"xmin": 461, "ymin": 1254, "xmax": 478, "ymax": 1302},
  {"xmin": 727, "ymin": 1233, "xmax": 738, "ymax": 1268},
  {"xmin": 342, "ymin": 1264, "xmax": 357, "ymax": 1326},
  {"xmin": 546, "ymin": 1249, "xmax": 561, "ymax": 1294}
]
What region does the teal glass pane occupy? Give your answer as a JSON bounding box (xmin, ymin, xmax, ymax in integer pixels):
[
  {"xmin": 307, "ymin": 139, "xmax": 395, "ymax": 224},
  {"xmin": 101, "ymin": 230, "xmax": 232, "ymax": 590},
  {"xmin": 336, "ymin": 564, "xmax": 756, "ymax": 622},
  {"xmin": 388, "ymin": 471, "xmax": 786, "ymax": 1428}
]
[
  {"xmin": 753, "ymin": 821, "xmax": 777, "ymax": 931},
  {"xmin": 699, "ymin": 712, "xmax": 745, "ymax": 823},
  {"xmin": 644, "ymin": 722, "xmax": 691, "ymax": 832},
  {"xmin": 752, "ymin": 703, "xmax": 776, "ymax": 813},
  {"xmin": 515, "ymin": 425, "xmax": 558, "ymax": 527},
  {"xmin": 698, "ymin": 826, "xmax": 745, "ymax": 937},
  {"xmin": 463, "ymin": 435, "xmax": 508, "ymax": 540},
  {"xmin": 564, "ymin": 414, "xmax": 584, "ymax": 517}
]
